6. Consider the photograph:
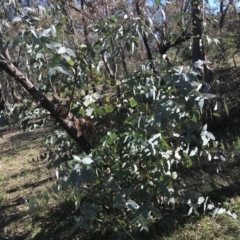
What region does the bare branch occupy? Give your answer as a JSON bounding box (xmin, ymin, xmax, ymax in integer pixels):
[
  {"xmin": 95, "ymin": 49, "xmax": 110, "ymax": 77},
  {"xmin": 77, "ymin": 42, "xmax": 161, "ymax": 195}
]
[{"xmin": 159, "ymin": 33, "xmax": 193, "ymax": 55}]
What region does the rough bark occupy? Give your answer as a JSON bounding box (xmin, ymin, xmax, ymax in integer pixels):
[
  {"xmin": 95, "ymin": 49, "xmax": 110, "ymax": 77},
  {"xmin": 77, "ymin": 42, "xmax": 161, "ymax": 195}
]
[
  {"xmin": 0, "ymin": 54, "xmax": 92, "ymax": 154},
  {"xmin": 192, "ymin": 0, "xmax": 205, "ymax": 63},
  {"xmin": 191, "ymin": 0, "xmax": 208, "ymax": 81}
]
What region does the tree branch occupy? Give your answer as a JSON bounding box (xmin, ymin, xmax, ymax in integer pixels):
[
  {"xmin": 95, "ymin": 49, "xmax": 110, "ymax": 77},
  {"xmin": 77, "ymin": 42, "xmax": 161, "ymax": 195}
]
[
  {"xmin": 159, "ymin": 33, "xmax": 193, "ymax": 56},
  {"xmin": 0, "ymin": 55, "xmax": 92, "ymax": 154},
  {"xmin": 135, "ymin": 1, "xmax": 153, "ymax": 62}
]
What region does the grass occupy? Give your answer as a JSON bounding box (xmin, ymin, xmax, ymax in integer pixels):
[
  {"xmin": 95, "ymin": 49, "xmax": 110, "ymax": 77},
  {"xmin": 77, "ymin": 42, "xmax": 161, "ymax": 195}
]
[
  {"xmin": 0, "ymin": 127, "xmax": 74, "ymax": 239},
  {"xmin": 162, "ymin": 198, "xmax": 240, "ymax": 240},
  {"xmin": 162, "ymin": 214, "xmax": 240, "ymax": 240}
]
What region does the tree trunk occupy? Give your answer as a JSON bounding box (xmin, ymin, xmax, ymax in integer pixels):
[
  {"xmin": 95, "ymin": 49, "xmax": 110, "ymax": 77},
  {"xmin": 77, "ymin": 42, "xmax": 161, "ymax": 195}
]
[
  {"xmin": 192, "ymin": 0, "xmax": 206, "ymax": 80},
  {"xmin": 192, "ymin": 0, "xmax": 205, "ymax": 62}
]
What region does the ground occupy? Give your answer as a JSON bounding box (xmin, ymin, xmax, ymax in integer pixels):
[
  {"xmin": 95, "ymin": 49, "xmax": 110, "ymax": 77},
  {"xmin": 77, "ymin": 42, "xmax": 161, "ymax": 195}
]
[{"xmin": 0, "ymin": 127, "xmax": 73, "ymax": 240}]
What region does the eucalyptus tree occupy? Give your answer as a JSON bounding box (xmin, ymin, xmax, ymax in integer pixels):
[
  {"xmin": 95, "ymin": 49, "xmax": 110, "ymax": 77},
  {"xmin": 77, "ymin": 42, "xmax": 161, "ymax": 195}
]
[{"xmin": 0, "ymin": 0, "xmax": 232, "ymax": 238}]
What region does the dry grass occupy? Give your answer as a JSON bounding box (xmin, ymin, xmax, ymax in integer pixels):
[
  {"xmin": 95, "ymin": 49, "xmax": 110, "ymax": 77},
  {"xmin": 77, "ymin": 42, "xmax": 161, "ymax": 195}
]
[
  {"xmin": 0, "ymin": 127, "xmax": 71, "ymax": 239},
  {"xmin": 162, "ymin": 207, "xmax": 240, "ymax": 240}
]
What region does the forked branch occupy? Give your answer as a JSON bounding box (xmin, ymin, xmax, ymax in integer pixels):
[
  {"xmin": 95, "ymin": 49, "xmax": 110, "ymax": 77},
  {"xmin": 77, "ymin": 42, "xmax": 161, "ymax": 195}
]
[{"xmin": 0, "ymin": 54, "xmax": 92, "ymax": 154}]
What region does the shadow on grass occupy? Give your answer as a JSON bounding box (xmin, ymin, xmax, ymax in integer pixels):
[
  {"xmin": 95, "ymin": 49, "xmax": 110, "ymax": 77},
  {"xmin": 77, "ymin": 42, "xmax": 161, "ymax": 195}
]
[
  {"xmin": 0, "ymin": 199, "xmax": 76, "ymax": 240},
  {"xmin": 0, "ymin": 197, "xmax": 26, "ymax": 211},
  {"xmin": 31, "ymin": 201, "xmax": 75, "ymax": 240},
  {"xmin": 0, "ymin": 127, "xmax": 53, "ymax": 159},
  {"xmin": 0, "ymin": 212, "xmax": 30, "ymax": 240},
  {"xmin": 6, "ymin": 177, "xmax": 53, "ymax": 194},
  {"xmin": 8, "ymin": 167, "xmax": 46, "ymax": 180},
  {"xmin": 0, "ymin": 230, "xmax": 31, "ymax": 240}
]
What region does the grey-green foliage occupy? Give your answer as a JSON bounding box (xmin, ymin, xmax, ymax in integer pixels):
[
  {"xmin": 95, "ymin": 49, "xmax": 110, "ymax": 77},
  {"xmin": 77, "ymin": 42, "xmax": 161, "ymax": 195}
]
[{"xmin": 54, "ymin": 61, "xmax": 223, "ymax": 237}]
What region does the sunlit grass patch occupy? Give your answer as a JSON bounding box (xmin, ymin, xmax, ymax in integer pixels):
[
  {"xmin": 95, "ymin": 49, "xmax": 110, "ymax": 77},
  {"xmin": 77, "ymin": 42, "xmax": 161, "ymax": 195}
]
[{"xmin": 162, "ymin": 197, "xmax": 240, "ymax": 240}]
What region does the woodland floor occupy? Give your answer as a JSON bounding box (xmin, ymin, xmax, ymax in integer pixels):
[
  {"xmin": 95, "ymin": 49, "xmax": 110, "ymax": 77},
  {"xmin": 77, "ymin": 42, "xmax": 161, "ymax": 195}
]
[{"xmin": 0, "ymin": 127, "xmax": 74, "ymax": 240}]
